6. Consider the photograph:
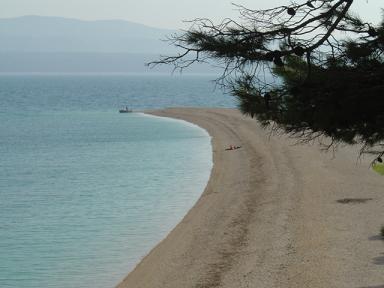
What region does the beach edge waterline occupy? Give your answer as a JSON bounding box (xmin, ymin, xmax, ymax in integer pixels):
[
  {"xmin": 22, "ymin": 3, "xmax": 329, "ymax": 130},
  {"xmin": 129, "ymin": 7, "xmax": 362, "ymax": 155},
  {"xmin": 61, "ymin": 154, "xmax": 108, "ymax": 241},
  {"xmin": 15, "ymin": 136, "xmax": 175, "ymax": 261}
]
[
  {"xmin": 114, "ymin": 108, "xmax": 217, "ymax": 285},
  {"xmin": 117, "ymin": 107, "xmax": 384, "ymax": 288},
  {"xmin": 116, "ymin": 107, "xmax": 268, "ymax": 288}
]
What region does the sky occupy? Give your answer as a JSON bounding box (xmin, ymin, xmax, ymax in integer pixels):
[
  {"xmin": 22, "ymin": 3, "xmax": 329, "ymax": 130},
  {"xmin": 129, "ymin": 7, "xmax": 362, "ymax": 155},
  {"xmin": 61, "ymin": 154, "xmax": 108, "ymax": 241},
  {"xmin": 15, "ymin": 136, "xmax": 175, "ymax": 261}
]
[{"xmin": 0, "ymin": 0, "xmax": 382, "ymax": 29}]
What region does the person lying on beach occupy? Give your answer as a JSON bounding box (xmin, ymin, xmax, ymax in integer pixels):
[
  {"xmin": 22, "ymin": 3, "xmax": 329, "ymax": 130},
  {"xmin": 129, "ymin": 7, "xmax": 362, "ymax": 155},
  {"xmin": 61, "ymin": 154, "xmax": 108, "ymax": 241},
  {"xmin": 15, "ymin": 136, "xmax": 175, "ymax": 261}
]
[{"xmin": 225, "ymin": 145, "xmax": 241, "ymax": 151}]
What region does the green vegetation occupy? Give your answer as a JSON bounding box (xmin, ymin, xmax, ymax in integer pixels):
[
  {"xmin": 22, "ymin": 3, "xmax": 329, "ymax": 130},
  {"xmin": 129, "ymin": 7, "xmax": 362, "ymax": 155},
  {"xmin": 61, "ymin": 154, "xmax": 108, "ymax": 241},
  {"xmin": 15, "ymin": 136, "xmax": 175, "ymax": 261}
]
[{"xmin": 372, "ymin": 162, "xmax": 384, "ymax": 175}]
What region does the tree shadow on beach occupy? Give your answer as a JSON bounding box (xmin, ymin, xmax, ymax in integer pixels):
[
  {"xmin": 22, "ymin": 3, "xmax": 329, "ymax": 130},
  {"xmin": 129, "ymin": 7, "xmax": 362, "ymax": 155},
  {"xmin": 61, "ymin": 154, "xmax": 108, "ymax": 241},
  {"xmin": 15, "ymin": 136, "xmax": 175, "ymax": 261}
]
[
  {"xmin": 368, "ymin": 235, "xmax": 383, "ymax": 241},
  {"xmin": 354, "ymin": 236, "xmax": 384, "ymax": 287},
  {"xmin": 367, "ymin": 235, "xmax": 384, "ymax": 265},
  {"xmin": 372, "ymin": 253, "xmax": 384, "ymax": 265}
]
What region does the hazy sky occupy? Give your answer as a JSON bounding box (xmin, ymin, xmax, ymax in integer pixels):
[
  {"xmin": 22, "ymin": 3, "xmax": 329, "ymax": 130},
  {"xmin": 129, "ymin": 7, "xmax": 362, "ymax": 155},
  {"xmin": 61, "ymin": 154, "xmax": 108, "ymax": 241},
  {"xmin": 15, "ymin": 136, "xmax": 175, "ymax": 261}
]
[{"xmin": 1, "ymin": 0, "xmax": 382, "ymax": 29}]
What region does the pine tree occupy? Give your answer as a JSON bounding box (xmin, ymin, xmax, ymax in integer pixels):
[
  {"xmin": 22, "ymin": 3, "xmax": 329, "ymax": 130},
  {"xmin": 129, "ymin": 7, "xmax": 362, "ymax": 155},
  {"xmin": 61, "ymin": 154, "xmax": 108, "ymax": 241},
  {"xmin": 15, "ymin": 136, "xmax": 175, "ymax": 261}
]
[{"xmin": 152, "ymin": 0, "xmax": 384, "ymax": 161}]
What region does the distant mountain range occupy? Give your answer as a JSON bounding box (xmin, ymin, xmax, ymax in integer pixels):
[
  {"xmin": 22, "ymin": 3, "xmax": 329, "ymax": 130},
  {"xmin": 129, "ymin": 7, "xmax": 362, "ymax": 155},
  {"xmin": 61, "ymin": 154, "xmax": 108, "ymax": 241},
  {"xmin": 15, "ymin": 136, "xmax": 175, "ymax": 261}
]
[
  {"xmin": 0, "ymin": 15, "xmax": 177, "ymax": 53},
  {"xmin": 0, "ymin": 16, "xmax": 217, "ymax": 73}
]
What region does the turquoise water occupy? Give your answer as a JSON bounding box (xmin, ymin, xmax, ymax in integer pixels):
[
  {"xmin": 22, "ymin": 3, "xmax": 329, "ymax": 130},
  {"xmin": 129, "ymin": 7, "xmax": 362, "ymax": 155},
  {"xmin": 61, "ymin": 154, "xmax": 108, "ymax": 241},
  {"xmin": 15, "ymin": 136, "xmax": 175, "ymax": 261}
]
[{"xmin": 0, "ymin": 75, "xmax": 233, "ymax": 288}]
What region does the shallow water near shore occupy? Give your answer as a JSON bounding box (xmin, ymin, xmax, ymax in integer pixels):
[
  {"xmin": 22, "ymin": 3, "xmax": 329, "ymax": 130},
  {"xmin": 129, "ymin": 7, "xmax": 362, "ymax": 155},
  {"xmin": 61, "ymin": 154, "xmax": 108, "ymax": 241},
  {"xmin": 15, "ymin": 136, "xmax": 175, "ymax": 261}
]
[{"xmin": 0, "ymin": 74, "xmax": 230, "ymax": 288}]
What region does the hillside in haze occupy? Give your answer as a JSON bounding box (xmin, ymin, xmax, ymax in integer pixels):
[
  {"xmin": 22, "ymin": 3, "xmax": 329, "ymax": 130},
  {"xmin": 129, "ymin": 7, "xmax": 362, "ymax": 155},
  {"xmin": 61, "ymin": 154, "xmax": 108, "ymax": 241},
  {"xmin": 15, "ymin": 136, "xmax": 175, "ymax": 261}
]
[
  {"xmin": 0, "ymin": 16, "xmax": 217, "ymax": 73},
  {"xmin": 0, "ymin": 15, "xmax": 176, "ymax": 53}
]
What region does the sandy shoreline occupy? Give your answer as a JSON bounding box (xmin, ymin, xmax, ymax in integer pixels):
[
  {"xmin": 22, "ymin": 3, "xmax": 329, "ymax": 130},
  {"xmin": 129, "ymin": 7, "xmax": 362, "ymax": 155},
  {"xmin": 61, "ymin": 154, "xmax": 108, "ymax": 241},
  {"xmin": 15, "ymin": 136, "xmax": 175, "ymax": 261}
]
[{"xmin": 117, "ymin": 108, "xmax": 383, "ymax": 288}]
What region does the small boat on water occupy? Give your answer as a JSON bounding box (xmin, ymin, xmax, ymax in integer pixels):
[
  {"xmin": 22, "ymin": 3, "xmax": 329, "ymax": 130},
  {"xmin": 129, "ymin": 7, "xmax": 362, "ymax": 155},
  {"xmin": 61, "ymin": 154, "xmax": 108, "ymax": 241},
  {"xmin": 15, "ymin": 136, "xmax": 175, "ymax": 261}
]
[{"xmin": 119, "ymin": 106, "xmax": 132, "ymax": 113}]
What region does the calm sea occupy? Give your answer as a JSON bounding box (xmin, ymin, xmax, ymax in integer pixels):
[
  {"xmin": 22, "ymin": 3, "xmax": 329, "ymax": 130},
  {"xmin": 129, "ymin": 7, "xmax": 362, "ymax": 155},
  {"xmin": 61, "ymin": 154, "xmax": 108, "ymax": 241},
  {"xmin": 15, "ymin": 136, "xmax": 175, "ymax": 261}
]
[{"xmin": 0, "ymin": 74, "xmax": 235, "ymax": 288}]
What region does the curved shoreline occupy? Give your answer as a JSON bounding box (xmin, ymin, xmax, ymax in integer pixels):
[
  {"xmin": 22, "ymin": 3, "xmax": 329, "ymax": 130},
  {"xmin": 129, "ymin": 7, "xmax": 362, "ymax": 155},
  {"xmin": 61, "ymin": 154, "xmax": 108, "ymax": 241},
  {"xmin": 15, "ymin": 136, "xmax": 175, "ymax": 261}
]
[{"xmin": 117, "ymin": 108, "xmax": 384, "ymax": 288}]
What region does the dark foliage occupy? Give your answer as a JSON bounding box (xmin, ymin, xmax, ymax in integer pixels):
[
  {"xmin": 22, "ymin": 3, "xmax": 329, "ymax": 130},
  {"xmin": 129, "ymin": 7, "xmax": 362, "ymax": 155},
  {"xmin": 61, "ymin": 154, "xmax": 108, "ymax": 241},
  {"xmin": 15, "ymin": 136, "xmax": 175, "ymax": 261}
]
[{"xmin": 151, "ymin": 0, "xmax": 384, "ymax": 160}]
